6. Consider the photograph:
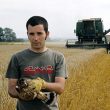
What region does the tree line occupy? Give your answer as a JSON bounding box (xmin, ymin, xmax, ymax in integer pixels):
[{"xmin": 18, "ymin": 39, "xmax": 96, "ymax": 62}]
[
  {"xmin": 0, "ymin": 27, "xmax": 17, "ymax": 42},
  {"xmin": 0, "ymin": 27, "xmax": 25, "ymax": 42}
]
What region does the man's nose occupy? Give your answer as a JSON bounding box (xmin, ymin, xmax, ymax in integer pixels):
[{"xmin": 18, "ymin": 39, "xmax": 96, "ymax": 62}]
[{"xmin": 34, "ymin": 34, "xmax": 39, "ymax": 40}]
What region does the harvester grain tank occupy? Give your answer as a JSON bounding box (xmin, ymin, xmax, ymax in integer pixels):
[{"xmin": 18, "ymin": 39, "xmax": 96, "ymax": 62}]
[{"xmin": 66, "ymin": 18, "xmax": 110, "ymax": 48}]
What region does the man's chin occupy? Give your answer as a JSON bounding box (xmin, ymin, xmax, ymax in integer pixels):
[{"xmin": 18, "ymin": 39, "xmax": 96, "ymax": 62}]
[
  {"xmin": 33, "ymin": 45, "xmax": 44, "ymax": 49},
  {"xmin": 32, "ymin": 44, "xmax": 40, "ymax": 48},
  {"xmin": 31, "ymin": 44, "xmax": 44, "ymax": 50},
  {"xmin": 33, "ymin": 46, "xmax": 41, "ymax": 49}
]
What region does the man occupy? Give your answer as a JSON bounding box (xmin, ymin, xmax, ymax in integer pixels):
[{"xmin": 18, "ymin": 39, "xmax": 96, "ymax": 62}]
[{"xmin": 6, "ymin": 16, "xmax": 67, "ymax": 110}]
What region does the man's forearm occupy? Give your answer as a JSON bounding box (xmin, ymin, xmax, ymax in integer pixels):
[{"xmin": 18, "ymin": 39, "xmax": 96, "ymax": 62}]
[
  {"xmin": 45, "ymin": 82, "xmax": 64, "ymax": 94},
  {"xmin": 8, "ymin": 88, "xmax": 19, "ymax": 98},
  {"xmin": 8, "ymin": 79, "xmax": 19, "ymax": 98},
  {"xmin": 44, "ymin": 77, "xmax": 65, "ymax": 94}
]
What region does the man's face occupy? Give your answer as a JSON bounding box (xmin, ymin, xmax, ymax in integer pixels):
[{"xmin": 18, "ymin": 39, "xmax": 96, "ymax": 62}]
[{"xmin": 27, "ymin": 24, "xmax": 49, "ymax": 51}]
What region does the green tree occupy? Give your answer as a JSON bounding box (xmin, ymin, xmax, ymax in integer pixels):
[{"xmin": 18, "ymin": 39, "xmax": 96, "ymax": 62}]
[
  {"xmin": 4, "ymin": 28, "xmax": 17, "ymax": 41},
  {"xmin": 0, "ymin": 27, "xmax": 4, "ymax": 41}
]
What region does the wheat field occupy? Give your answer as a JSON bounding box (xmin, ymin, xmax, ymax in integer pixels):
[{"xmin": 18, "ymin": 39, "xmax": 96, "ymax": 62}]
[{"xmin": 0, "ymin": 43, "xmax": 110, "ymax": 110}]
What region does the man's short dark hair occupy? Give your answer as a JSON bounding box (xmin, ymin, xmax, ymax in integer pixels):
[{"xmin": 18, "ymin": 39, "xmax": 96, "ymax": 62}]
[{"xmin": 26, "ymin": 16, "xmax": 48, "ymax": 33}]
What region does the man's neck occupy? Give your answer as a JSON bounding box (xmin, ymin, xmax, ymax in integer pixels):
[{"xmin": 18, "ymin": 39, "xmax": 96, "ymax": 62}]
[{"xmin": 29, "ymin": 47, "xmax": 48, "ymax": 53}]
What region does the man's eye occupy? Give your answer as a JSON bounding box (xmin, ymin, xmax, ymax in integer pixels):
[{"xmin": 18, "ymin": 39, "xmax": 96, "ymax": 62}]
[
  {"xmin": 37, "ymin": 32, "xmax": 43, "ymax": 35},
  {"xmin": 29, "ymin": 33, "xmax": 34, "ymax": 36}
]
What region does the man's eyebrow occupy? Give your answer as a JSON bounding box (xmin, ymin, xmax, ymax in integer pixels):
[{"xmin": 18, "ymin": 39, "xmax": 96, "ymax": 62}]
[
  {"xmin": 37, "ymin": 32, "xmax": 43, "ymax": 34},
  {"xmin": 29, "ymin": 32, "xmax": 34, "ymax": 35},
  {"xmin": 28, "ymin": 32, "xmax": 43, "ymax": 35}
]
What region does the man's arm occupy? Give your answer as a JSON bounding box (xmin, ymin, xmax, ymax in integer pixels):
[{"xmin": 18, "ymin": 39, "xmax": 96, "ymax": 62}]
[
  {"xmin": 8, "ymin": 78, "xmax": 19, "ymax": 98},
  {"xmin": 45, "ymin": 77, "xmax": 65, "ymax": 95}
]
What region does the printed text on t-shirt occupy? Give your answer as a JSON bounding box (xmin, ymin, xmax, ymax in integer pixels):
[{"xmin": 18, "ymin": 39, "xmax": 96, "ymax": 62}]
[{"xmin": 24, "ymin": 65, "xmax": 54, "ymax": 75}]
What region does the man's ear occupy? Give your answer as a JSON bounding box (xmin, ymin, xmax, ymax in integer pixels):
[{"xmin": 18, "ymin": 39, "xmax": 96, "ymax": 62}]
[
  {"xmin": 27, "ymin": 32, "xmax": 29, "ymax": 40},
  {"xmin": 45, "ymin": 31, "xmax": 49, "ymax": 40}
]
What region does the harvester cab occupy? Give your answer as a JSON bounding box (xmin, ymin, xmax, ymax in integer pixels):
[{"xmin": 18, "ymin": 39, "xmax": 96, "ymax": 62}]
[{"xmin": 66, "ymin": 18, "xmax": 110, "ymax": 49}]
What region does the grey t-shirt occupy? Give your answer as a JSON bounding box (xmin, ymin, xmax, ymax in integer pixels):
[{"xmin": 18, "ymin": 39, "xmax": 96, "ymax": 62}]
[{"xmin": 6, "ymin": 48, "xmax": 67, "ymax": 110}]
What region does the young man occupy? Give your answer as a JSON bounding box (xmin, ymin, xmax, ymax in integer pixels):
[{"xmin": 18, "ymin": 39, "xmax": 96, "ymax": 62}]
[{"xmin": 6, "ymin": 16, "xmax": 67, "ymax": 110}]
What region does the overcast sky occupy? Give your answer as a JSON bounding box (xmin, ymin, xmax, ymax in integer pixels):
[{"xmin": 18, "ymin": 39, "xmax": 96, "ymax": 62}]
[{"xmin": 0, "ymin": 0, "xmax": 110, "ymax": 39}]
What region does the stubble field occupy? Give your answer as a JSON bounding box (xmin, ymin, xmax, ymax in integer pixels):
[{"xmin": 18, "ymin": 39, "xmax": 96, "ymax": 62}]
[{"xmin": 0, "ymin": 42, "xmax": 110, "ymax": 110}]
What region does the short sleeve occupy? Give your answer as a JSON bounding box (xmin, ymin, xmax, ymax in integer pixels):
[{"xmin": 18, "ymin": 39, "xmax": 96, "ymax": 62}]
[
  {"xmin": 55, "ymin": 54, "xmax": 68, "ymax": 79},
  {"xmin": 5, "ymin": 54, "xmax": 20, "ymax": 79}
]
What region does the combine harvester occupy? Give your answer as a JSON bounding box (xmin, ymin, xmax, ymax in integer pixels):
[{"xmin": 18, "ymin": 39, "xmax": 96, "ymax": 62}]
[{"xmin": 66, "ymin": 18, "xmax": 110, "ymax": 49}]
